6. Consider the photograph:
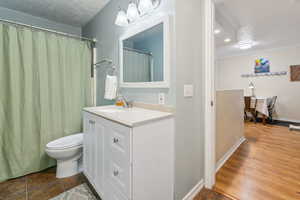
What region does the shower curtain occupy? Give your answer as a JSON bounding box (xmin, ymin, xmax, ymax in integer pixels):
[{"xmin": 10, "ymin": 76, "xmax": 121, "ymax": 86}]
[
  {"xmin": 123, "ymin": 49, "xmax": 152, "ymax": 82},
  {"xmin": 0, "ymin": 23, "xmax": 92, "ymax": 182}
]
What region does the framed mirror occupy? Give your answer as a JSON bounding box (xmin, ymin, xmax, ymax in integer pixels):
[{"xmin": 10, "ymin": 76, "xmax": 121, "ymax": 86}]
[{"xmin": 119, "ymin": 16, "xmax": 170, "ymax": 88}]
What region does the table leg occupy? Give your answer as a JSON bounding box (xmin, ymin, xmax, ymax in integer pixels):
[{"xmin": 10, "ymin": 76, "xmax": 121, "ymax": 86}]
[{"xmin": 262, "ymin": 115, "xmax": 266, "ymax": 125}]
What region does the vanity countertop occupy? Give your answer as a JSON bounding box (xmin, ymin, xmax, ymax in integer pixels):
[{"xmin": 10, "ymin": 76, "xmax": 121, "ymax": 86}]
[{"xmin": 83, "ymin": 105, "xmax": 173, "ymax": 127}]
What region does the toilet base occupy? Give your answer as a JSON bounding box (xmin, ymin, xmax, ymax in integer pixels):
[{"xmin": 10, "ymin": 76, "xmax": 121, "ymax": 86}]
[{"xmin": 56, "ymin": 153, "xmax": 82, "ymax": 178}]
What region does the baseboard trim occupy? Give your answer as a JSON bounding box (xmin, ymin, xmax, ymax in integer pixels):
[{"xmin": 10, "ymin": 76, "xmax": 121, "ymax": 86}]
[
  {"xmin": 182, "ymin": 179, "xmax": 204, "ymax": 200},
  {"xmin": 216, "ymin": 137, "xmax": 246, "ymax": 172},
  {"xmin": 274, "ymin": 118, "xmax": 300, "ymax": 124}
]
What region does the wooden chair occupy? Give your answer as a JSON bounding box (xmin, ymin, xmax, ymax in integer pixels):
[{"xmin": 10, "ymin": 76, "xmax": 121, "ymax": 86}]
[
  {"xmin": 244, "ymin": 96, "xmax": 257, "ymax": 122},
  {"xmin": 268, "ymin": 96, "xmax": 277, "ymax": 122}
]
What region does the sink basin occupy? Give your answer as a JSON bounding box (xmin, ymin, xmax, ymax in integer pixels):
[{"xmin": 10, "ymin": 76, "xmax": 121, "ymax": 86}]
[{"xmin": 83, "ymin": 105, "xmax": 173, "ymax": 127}]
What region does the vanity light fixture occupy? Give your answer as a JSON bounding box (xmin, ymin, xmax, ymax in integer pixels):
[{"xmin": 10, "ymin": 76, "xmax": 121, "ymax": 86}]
[
  {"xmin": 138, "ymin": 0, "xmax": 157, "ymax": 15},
  {"xmin": 115, "ymin": 0, "xmax": 161, "ymax": 26},
  {"xmin": 115, "ymin": 8, "xmax": 129, "ymax": 27},
  {"xmin": 127, "ymin": 2, "xmax": 140, "ymax": 22}
]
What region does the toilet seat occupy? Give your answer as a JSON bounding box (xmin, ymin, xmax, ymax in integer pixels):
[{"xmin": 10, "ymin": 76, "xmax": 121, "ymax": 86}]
[{"xmin": 46, "ymin": 133, "xmax": 83, "ymax": 150}]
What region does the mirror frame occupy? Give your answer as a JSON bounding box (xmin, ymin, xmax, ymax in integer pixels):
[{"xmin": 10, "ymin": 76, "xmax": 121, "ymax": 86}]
[{"xmin": 119, "ymin": 15, "xmax": 170, "ymax": 88}]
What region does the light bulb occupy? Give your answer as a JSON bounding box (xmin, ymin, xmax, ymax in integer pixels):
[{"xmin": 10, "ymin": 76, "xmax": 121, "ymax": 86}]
[
  {"xmin": 115, "ymin": 9, "xmax": 129, "ymax": 27},
  {"xmin": 127, "ymin": 2, "xmax": 140, "ymax": 22},
  {"xmin": 138, "ymin": 0, "xmax": 154, "ymax": 15},
  {"xmin": 214, "ymin": 29, "xmax": 221, "ymax": 34},
  {"xmin": 224, "ymin": 38, "xmax": 231, "ymax": 43}
]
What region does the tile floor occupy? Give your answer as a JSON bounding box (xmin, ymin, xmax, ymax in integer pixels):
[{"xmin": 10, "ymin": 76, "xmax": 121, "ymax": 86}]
[
  {"xmin": 0, "ymin": 167, "xmax": 231, "ymax": 200},
  {"xmin": 0, "ymin": 168, "xmax": 88, "ymax": 200},
  {"xmin": 50, "ymin": 184, "xmax": 96, "ymax": 200}
]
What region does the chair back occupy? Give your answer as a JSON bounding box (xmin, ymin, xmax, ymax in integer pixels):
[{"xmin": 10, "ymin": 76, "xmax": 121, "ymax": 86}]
[
  {"xmin": 244, "ymin": 96, "xmax": 251, "ymax": 111},
  {"xmin": 269, "ymin": 96, "xmax": 277, "ymax": 111}
]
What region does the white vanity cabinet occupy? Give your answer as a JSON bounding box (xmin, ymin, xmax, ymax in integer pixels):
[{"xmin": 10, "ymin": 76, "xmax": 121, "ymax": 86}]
[{"xmin": 83, "ymin": 106, "xmax": 174, "ymax": 200}]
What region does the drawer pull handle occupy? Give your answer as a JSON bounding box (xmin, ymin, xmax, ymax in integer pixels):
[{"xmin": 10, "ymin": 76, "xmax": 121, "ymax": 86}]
[
  {"xmin": 89, "ymin": 120, "xmax": 95, "ymax": 124},
  {"xmin": 113, "ymin": 170, "xmax": 119, "ymax": 176},
  {"xmin": 113, "ymin": 138, "xmax": 119, "ymax": 143}
]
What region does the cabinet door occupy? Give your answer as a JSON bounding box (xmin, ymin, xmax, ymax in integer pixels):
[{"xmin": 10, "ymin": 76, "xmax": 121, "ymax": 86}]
[
  {"xmin": 83, "ymin": 113, "xmax": 106, "ymax": 198},
  {"xmin": 83, "ymin": 113, "xmax": 97, "ymax": 183},
  {"xmin": 94, "ymin": 117, "xmax": 105, "ymax": 197}
]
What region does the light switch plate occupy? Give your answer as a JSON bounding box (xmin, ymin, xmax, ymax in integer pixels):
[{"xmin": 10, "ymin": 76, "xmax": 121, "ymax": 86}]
[
  {"xmin": 184, "ymin": 85, "xmax": 194, "ymax": 97},
  {"xmin": 158, "ymin": 93, "xmax": 165, "ymax": 105}
]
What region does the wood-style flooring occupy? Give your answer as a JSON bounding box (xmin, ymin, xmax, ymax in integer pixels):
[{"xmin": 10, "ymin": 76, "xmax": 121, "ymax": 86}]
[
  {"xmin": 214, "ymin": 122, "xmax": 300, "ymax": 200},
  {"xmin": 0, "ymin": 168, "xmax": 86, "ymax": 200},
  {"xmin": 194, "ymin": 188, "xmax": 233, "ymax": 200}
]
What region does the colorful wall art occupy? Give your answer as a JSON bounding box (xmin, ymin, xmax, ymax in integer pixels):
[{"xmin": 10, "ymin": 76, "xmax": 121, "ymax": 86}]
[{"xmin": 255, "ymin": 58, "xmax": 270, "ymax": 73}]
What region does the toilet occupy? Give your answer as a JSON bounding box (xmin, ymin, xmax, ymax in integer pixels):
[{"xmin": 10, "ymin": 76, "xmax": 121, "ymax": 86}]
[{"xmin": 45, "ymin": 133, "xmax": 83, "ymax": 178}]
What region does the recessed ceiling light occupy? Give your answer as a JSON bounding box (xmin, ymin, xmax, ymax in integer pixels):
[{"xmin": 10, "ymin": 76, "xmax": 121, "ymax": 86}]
[
  {"xmin": 238, "ymin": 40, "xmax": 254, "ymax": 50},
  {"xmin": 224, "ymin": 38, "xmax": 231, "ymax": 43},
  {"xmin": 214, "ymin": 29, "xmax": 221, "ymax": 34}
]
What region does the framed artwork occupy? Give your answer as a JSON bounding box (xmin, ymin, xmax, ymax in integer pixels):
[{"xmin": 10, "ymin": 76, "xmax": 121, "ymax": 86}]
[
  {"xmin": 255, "ymin": 58, "xmax": 270, "ymax": 73},
  {"xmin": 290, "ymin": 65, "xmax": 300, "ymax": 82}
]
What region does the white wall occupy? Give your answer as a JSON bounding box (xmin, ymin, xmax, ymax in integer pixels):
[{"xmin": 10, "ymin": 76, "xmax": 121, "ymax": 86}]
[
  {"xmin": 216, "ymin": 90, "xmax": 244, "ymax": 163},
  {"xmin": 0, "ymin": 6, "xmax": 81, "ymax": 35},
  {"xmin": 217, "ymin": 46, "xmax": 300, "ymax": 122}
]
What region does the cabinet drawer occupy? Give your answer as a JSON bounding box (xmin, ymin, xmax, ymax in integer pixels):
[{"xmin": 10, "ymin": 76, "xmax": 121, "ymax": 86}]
[
  {"xmin": 108, "ymin": 127, "xmax": 130, "ymax": 160},
  {"xmin": 104, "ymin": 119, "xmax": 131, "ymax": 198},
  {"xmin": 107, "ymin": 159, "xmax": 130, "ymax": 197}
]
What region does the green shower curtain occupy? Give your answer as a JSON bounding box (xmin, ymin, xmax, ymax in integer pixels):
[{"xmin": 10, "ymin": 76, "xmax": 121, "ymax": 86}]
[{"xmin": 0, "ymin": 23, "xmax": 92, "ymax": 182}]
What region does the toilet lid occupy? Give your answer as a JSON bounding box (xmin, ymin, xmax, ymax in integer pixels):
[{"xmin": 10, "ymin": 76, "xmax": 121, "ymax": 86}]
[{"xmin": 46, "ymin": 133, "xmax": 83, "ymax": 150}]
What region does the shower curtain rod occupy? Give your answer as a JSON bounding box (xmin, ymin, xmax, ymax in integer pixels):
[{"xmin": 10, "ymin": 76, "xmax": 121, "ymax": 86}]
[
  {"xmin": 0, "ymin": 18, "xmax": 96, "ymax": 43},
  {"xmin": 124, "ymin": 47, "xmax": 152, "ymax": 56}
]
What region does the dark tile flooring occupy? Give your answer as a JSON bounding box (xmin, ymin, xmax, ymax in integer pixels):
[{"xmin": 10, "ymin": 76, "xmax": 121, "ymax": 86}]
[
  {"xmin": 0, "ymin": 167, "xmax": 231, "ymax": 200},
  {"xmin": 0, "ymin": 168, "xmax": 86, "ymax": 200}
]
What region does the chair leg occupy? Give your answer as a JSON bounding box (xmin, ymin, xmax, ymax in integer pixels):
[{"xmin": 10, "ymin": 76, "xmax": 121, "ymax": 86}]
[{"xmin": 251, "ymin": 111, "xmax": 257, "ymax": 123}]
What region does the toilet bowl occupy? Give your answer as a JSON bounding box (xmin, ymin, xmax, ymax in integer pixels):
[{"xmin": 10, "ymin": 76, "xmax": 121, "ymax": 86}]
[{"xmin": 45, "ymin": 133, "xmax": 83, "ymax": 178}]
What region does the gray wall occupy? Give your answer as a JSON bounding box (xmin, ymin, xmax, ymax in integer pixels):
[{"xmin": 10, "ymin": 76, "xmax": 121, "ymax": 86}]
[
  {"xmin": 174, "ymin": 0, "xmax": 205, "ymax": 198},
  {"xmin": 0, "ymin": 6, "xmax": 81, "ymax": 35},
  {"xmin": 82, "ymin": 0, "xmax": 176, "ymax": 106},
  {"xmin": 83, "ymin": 0, "xmax": 205, "ymax": 199}
]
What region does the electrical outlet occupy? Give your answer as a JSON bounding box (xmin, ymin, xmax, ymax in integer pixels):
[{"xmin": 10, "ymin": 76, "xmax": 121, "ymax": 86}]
[{"xmin": 158, "ymin": 93, "xmax": 165, "ymax": 105}]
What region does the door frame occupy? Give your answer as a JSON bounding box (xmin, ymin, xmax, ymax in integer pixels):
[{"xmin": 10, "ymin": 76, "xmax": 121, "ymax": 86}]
[{"xmin": 204, "ymin": 0, "xmax": 216, "ymax": 189}]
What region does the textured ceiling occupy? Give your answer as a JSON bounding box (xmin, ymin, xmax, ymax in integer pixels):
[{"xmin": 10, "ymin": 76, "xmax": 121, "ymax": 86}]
[
  {"xmin": 215, "ymin": 0, "xmax": 300, "ymax": 57},
  {"xmin": 0, "ymin": 0, "xmax": 111, "ymax": 26}
]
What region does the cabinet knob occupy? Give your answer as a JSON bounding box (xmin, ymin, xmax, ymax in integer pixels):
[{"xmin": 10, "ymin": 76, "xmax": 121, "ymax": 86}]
[
  {"xmin": 113, "ymin": 170, "xmax": 119, "ymax": 176},
  {"xmin": 113, "ymin": 138, "xmax": 119, "ymax": 143}
]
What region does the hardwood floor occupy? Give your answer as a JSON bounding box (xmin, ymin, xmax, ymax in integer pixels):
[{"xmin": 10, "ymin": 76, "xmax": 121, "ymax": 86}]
[
  {"xmin": 214, "ymin": 122, "xmax": 300, "ymax": 200},
  {"xmin": 194, "ymin": 188, "xmax": 233, "ymax": 200}
]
